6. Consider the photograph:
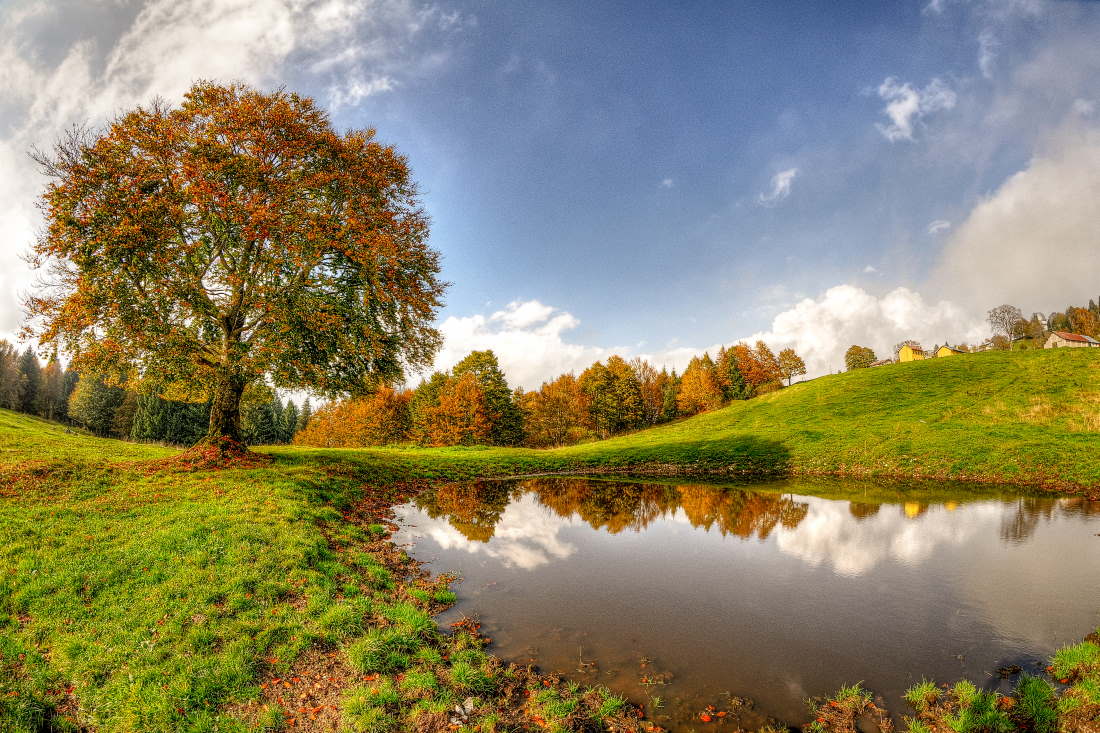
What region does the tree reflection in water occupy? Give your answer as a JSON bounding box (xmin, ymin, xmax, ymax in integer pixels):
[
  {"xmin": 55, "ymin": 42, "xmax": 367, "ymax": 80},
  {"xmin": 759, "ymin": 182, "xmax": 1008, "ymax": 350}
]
[{"xmin": 414, "ymin": 477, "xmax": 811, "ymax": 542}]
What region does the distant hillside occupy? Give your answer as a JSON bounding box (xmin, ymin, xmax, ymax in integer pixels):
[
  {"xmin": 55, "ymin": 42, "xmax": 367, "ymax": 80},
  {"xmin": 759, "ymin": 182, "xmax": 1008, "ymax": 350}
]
[
  {"xmin": 3, "ymin": 348, "xmax": 1097, "ymax": 492},
  {"xmin": 552, "ymin": 347, "xmax": 1100, "ymax": 489}
]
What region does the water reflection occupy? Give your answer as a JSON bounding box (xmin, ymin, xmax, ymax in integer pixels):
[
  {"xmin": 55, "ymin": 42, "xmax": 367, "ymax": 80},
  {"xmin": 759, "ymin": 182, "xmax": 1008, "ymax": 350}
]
[
  {"xmin": 412, "ymin": 478, "xmax": 1099, "ymax": 575},
  {"xmin": 416, "ymin": 477, "xmax": 810, "ymax": 541},
  {"xmin": 395, "ymin": 478, "xmax": 1100, "ymax": 730}
]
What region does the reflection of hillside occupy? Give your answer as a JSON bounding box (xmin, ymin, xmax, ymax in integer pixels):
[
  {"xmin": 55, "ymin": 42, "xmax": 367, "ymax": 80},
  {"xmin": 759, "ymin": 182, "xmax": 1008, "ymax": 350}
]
[{"xmin": 416, "ymin": 478, "xmax": 812, "ymax": 542}]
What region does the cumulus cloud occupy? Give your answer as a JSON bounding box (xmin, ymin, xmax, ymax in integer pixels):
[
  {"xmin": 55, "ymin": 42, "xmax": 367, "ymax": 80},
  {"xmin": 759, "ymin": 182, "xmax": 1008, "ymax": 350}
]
[
  {"xmin": 933, "ymin": 124, "xmax": 1100, "ymax": 311},
  {"xmin": 775, "ymin": 496, "xmax": 999, "ymax": 576},
  {"xmin": 0, "ymin": 0, "xmax": 467, "ymax": 342},
  {"xmin": 927, "ymin": 219, "xmax": 952, "ymax": 234},
  {"xmin": 757, "ymin": 167, "xmax": 799, "ymax": 206},
  {"xmin": 660, "ymin": 177, "xmax": 674, "ymax": 188},
  {"xmin": 429, "ymin": 301, "xmax": 619, "ymax": 389},
  {"xmin": 742, "ymin": 285, "xmax": 987, "ymax": 375},
  {"xmin": 874, "ymin": 77, "xmax": 957, "ymax": 142},
  {"xmin": 399, "ymin": 494, "xmax": 578, "ymax": 571},
  {"xmin": 428, "ymin": 285, "xmax": 989, "ymax": 388},
  {"xmin": 862, "ymin": 265, "xmax": 878, "ymax": 274}
]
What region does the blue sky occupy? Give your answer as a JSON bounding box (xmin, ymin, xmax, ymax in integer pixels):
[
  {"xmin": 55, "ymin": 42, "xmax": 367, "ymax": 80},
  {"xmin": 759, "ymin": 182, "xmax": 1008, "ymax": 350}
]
[{"xmin": 1, "ymin": 0, "xmax": 1098, "ymax": 385}]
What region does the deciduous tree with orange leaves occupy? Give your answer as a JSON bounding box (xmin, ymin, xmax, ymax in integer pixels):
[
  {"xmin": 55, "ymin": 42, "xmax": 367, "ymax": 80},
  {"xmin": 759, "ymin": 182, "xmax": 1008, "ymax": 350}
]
[
  {"xmin": 420, "ymin": 372, "xmax": 493, "ymax": 446},
  {"xmin": 23, "ymin": 82, "xmax": 445, "ymax": 455},
  {"xmin": 294, "ymin": 387, "xmax": 412, "ymax": 447},
  {"xmin": 676, "ymin": 354, "xmax": 723, "ymax": 415}
]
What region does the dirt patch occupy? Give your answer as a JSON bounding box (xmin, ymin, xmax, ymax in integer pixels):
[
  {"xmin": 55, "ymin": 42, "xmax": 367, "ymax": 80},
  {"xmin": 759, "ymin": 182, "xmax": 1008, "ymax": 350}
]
[{"xmin": 224, "ymin": 647, "xmax": 350, "ymax": 731}]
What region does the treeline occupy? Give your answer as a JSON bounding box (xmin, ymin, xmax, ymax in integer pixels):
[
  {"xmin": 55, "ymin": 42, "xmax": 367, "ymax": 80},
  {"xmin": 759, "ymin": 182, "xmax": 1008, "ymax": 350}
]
[
  {"xmin": 0, "ymin": 341, "xmax": 311, "ymax": 446},
  {"xmin": 296, "ymin": 342, "xmax": 806, "ymax": 449}
]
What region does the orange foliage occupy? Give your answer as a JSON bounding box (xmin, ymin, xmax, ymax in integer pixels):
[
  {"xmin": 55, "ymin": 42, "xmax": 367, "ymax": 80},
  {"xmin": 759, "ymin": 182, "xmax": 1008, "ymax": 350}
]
[
  {"xmin": 519, "ymin": 373, "xmax": 591, "ymax": 447},
  {"xmin": 420, "ymin": 373, "xmax": 493, "ymax": 446},
  {"xmin": 676, "ymin": 354, "xmax": 723, "ymax": 415},
  {"xmin": 294, "ymin": 387, "xmax": 411, "ymax": 447}
]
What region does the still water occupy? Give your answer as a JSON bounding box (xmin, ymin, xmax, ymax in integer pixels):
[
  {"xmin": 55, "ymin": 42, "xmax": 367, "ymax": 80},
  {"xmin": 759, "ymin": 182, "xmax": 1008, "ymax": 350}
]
[{"xmin": 392, "ymin": 477, "xmax": 1100, "ymax": 730}]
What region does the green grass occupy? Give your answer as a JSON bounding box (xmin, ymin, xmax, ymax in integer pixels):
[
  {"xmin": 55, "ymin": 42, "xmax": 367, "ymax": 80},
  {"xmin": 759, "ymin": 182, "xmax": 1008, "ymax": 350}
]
[
  {"xmin": 270, "ymin": 348, "xmax": 1100, "ymax": 489},
  {"xmin": 1, "ymin": 347, "xmax": 1098, "ymax": 731}
]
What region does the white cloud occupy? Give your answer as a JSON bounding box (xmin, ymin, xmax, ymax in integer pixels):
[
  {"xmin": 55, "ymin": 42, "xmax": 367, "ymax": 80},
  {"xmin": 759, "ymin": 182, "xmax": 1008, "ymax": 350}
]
[
  {"xmin": 933, "ymin": 124, "xmax": 1100, "ymax": 311},
  {"xmin": 741, "ymin": 284, "xmax": 987, "ymax": 375},
  {"xmin": 757, "ymin": 167, "xmax": 799, "ymax": 206},
  {"xmin": 978, "ymin": 29, "xmax": 999, "ymax": 78},
  {"xmin": 660, "ymin": 177, "xmax": 674, "ymax": 188},
  {"xmin": 429, "ymin": 285, "xmax": 989, "ymax": 389},
  {"xmin": 1073, "ymin": 98, "xmax": 1096, "ymax": 117},
  {"xmin": 399, "ymin": 493, "xmax": 578, "ymax": 571},
  {"xmin": 862, "ymin": 265, "xmax": 878, "ymax": 274},
  {"xmin": 775, "ymin": 496, "xmax": 998, "ymax": 576},
  {"xmin": 927, "ymin": 219, "xmax": 952, "ymax": 234},
  {"xmin": 430, "ymin": 301, "xmax": 618, "ymax": 389},
  {"xmin": 0, "ymin": 0, "xmax": 466, "ymax": 341},
  {"xmin": 874, "ymin": 77, "xmax": 957, "ymax": 142}
]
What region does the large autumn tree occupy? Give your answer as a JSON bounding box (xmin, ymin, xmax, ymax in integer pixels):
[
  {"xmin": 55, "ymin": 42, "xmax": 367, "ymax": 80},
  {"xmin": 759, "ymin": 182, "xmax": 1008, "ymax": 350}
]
[{"xmin": 24, "ymin": 82, "xmax": 445, "ymax": 449}]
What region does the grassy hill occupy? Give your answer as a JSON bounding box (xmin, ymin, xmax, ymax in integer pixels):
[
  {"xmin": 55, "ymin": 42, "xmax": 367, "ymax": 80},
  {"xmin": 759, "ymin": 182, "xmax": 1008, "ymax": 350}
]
[
  {"xmin": 277, "ymin": 347, "xmax": 1100, "ymax": 491},
  {"xmin": 0, "ymin": 347, "xmax": 1098, "ymax": 731}
]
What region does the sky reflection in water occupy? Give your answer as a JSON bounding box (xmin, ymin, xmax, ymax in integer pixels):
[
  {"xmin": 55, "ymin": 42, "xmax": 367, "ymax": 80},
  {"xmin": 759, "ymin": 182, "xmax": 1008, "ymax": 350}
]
[{"xmin": 393, "ymin": 478, "xmax": 1100, "ymax": 729}]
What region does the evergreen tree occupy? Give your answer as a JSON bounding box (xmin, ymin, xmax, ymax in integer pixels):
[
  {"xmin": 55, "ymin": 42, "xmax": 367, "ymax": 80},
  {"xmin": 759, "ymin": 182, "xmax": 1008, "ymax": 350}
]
[
  {"xmin": 660, "ymin": 370, "xmax": 681, "ymax": 422},
  {"xmin": 37, "ymin": 355, "xmax": 68, "ymax": 421},
  {"xmin": 17, "ymin": 349, "xmax": 41, "ymax": 415},
  {"xmin": 297, "ymin": 398, "xmax": 313, "ymax": 433},
  {"xmin": 410, "ymin": 372, "xmax": 451, "ymax": 444},
  {"xmin": 452, "ymin": 350, "xmax": 524, "ymax": 446},
  {"xmin": 67, "ymin": 375, "xmax": 124, "ymax": 436},
  {"xmin": 716, "ymin": 347, "xmax": 749, "ymax": 401},
  {"xmin": 0, "ymin": 341, "xmax": 22, "ymax": 411},
  {"xmin": 131, "ymin": 392, "xmax": 210, "ymax": 446},
  {"xmin": 283, "ymin": 400, "xmax": 300, "ymax": 443}
]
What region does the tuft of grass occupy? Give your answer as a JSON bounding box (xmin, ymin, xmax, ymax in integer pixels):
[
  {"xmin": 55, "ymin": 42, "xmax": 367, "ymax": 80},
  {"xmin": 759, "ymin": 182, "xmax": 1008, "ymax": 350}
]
[
  {"xmin": 1015, "ymin": 674, "xmax": 1057, "ymax": 733},
  {"xmin": 379, "ymin": 602, "xmax": 436, "ymax": 638},
  {"xmin": 345, "ymin": 628, "xmax": 418, "ymax": 674},
  {"xmin": 399, "ymin": 669, "xmax": 439, "ymax": 695},
  {"xmin": 944, "ymin": 681, "xmax": 1013, "ymax": 733},
  {"xmin": 1050, "ymin": 641, "xmax": 1100, "ymax": 681},
  {"xmin": 904, "ymin": 679, "xmax": 941, "ymax": 712}
]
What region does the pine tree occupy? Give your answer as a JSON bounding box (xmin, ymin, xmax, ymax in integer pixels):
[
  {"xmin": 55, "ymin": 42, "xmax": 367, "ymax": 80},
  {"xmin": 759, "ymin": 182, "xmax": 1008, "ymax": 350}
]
[
  {"xmin": 67, "ymin": 375, "xmax": 124, "ymax": 436},
  {"xmin": 297, "ymin": 398, "xmax": 313, "ymax": 433},
  {"xmin": 17, "ymin": 349, "xmax": 41, "ymax": 415},
  {"xmin": 0, "ymin": 341, "xmax": 22, "ymax": 411},
  {"xmin": 283, "ymin": 400, "xmax": 300, "ymax": 442},
  {"xmin": 131, "ymin": 392, "xmax": 210, "ymax": 446},
  {"xmin": 37, "ymin": 355, "xmax": 68, "ymax": 421},
  {"xmin": 452, "ymin": 350, "xmax": 524, "ymax": 446},
  {"xmin": 716, "ymin": 347, "xmax": 749, "ymax": 401}
]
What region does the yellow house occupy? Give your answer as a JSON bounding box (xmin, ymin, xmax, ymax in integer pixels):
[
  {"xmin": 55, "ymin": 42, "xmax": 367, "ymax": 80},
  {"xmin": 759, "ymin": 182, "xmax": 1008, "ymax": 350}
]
[
  {"xmin": 936, "ymin": 345, "xmax": 966, "ymax": 358},
  {"xmin": 897, "ymin": 344, "xmax": 926, "ymax": 362}
]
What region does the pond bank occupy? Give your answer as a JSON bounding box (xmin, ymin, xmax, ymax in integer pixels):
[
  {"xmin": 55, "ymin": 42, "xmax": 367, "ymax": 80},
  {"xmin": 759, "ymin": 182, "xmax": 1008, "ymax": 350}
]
[{"xmin": 390, "ymin": 476, "xmax": 1100, "ymax": 732}]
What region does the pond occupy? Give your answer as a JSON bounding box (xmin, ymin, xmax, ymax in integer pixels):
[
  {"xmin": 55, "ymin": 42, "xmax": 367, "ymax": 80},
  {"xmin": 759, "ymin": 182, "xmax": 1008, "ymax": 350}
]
[{"xmin": 392, "ymin": 477, "xmax": 1100, "ymax": 730}]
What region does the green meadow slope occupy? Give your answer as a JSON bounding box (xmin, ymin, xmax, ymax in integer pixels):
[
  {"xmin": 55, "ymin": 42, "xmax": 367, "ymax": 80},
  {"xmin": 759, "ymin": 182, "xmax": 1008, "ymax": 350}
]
[
  {"xmin": 0, "ymin": 347, "xmax": 1097, "ymax": 731},
  {"xmin": 278, "ymin": 347, "xmax": 1100, "ymax": 491}
]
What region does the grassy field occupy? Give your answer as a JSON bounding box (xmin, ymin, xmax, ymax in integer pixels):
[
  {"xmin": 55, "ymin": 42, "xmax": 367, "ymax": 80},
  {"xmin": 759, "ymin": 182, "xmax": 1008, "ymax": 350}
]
[
  {"xmin": 277, "ymin": 348, "xmax": 1100, "ymax": 491},
  {"xmin": 1, "ymin": 412, "xmax": 643, "ymax": 732},
  {"xmin": 1, "ymin": 347, "xmax": 1098, "ymax": 732}
]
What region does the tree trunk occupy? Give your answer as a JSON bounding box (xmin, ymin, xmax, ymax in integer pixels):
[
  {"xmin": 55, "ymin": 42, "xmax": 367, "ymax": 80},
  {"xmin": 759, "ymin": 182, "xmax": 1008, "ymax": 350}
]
[{"xmin": 204, "ymin": 372, "xmax": 246, "ymax": 444}]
